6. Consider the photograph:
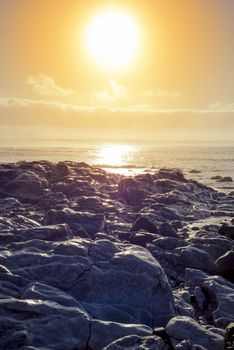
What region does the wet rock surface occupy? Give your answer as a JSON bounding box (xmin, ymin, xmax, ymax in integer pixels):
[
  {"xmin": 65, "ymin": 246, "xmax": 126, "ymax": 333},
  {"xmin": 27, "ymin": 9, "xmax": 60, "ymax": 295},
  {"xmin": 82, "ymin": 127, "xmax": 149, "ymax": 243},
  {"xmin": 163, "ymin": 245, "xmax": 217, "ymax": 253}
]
[{"xmin": 0, "ymin": 161, "xmax": 233, "ymax": 349}]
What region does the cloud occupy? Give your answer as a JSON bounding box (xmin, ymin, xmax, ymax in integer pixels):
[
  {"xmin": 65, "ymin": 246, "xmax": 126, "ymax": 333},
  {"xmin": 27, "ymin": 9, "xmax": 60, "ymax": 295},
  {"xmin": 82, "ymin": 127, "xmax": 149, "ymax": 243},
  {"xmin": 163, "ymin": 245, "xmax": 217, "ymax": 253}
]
[
  {"xmin": 26, "ymin": 75, "xmax": 75, "ymax": 97},
  {"xmin": 0, "ymin": 97, "xmax": 94, "ymax": 112},
  {"xmin": 25, "ymin": 75, "xmax": 181, "ymax": 107},
  {"xmin": 139, "ymin": 89, "xmax": 181, "ymax": 99},
  {"xmin": 93, "ymin": 82, "xmax": 181, "ymax": 105},
  {"xmin": 0, "ymin": 95, "xmax": 233, "ymax": 142},
  {"xmin": 1, "ymin": 75, "xmax": 234, "ymax": 141},
  {"xmin": 93, "ymin": 80, "xmax": 127, "ymax": 102},
  {"xmin": 209, "ymin": 101, "xmax": 234, "ymax": 112},
  {"xmin": 1, "ymin": 96, "xmax": 234, "ymax": 115}
]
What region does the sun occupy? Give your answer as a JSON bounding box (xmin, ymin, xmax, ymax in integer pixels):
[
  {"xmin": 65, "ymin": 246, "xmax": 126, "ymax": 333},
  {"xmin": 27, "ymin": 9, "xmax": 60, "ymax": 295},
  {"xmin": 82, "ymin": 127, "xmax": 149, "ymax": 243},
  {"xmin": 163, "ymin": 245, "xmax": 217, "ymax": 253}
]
[{"xmin": 85, "ymin": 9, "xmax": 140, "ymax": 70}]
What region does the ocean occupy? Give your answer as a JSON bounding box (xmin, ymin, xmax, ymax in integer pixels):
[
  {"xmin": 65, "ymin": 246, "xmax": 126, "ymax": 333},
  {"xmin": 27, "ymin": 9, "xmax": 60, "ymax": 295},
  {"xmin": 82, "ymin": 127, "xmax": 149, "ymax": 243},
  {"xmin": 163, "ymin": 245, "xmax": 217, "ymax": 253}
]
[{"xmin": 0, "ymin": 140, "xmax": 233, "ymax": 193}]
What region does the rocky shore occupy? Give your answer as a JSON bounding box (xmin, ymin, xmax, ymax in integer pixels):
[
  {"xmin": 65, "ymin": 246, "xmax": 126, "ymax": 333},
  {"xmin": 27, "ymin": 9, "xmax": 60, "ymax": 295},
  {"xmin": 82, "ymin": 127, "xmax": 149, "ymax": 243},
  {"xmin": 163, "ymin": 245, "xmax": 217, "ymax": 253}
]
[{"xmin": 0, "ymin": 161, "xmax": 233, "ymax": 350}]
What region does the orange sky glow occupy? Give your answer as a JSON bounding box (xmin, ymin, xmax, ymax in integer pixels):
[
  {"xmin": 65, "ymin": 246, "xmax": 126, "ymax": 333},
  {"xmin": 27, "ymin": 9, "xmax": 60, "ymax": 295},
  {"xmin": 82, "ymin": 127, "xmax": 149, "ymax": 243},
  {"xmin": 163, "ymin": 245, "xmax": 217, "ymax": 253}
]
[{"xmin": 0, "ymin": 0, "xmax": 234, "ymax": 142}]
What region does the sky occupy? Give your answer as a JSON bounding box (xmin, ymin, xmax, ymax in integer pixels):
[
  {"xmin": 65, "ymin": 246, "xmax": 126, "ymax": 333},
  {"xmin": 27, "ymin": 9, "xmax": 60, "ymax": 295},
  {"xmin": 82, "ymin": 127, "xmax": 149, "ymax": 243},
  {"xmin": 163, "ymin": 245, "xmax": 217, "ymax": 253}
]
[{"xmin": 0, "ymin": 0, "xmax": 234, "ymax": 142}]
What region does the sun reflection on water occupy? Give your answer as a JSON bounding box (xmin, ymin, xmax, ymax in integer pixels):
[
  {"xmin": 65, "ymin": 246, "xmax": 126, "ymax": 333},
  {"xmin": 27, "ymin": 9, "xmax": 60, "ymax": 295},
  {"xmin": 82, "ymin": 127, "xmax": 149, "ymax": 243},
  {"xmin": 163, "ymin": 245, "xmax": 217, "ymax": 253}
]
[{"xmin": 96, "ymin": 144, "xmax": 136, "ymax": 167}]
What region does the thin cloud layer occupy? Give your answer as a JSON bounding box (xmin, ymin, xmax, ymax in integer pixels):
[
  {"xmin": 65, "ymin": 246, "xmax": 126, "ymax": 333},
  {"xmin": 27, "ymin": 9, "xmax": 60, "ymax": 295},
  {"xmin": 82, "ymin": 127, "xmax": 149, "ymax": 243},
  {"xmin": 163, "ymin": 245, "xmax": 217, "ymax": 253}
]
[
  {"xmin": 209, "ymin": 101, "xmax": 234, "ymax": 112},
  {"xmin": 1, "ymin": 76, "xmax": 233, "ymax": 141},
  {"xmin": 26, "ymin": 75, "xmax": 75, "ymax": 97},
  {"xmin": 1, "ymin": 96, "xmax": 234, "ymax": 114},
  {"xmin": 139, "ymin": 89, "xmax": 181, "ymax": 98},
  {"xmin": 93, "ymin": 80, "xmax": 127, "ymax": 102}
]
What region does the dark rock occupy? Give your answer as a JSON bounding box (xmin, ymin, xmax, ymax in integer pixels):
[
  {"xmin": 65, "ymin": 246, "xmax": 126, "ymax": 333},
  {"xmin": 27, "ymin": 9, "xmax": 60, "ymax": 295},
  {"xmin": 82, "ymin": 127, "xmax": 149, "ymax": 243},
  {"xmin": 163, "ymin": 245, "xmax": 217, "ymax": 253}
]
[
  {"xmin": 4, "ymin": 171, "xmax": 45, "ymax": 199},
  {"xmin": 152, "ymin": 236, "xmax": 183, "ymax": 251},
  {"xmin": 0, "ymin": 297, "xmax": 91, "ymax": 349},
  {"xmin": 44, "ymin": 208, "xmax": 105, "ymax": 237},
  {"xmin": 175, "ymin": 246, "xmax": 216, "ymax": 274},
  {"xmin": 0, "ymin": 161, "xmax": 234, "ymax": 349},
  {"xmin": 131, "ymin": 216, "xmax": 158, "ymax": 234},
  {"xmin": 211, "ymin": 176, "xmax": 223, "ymax": 180},
  {"xmin": 218, "ymin": 177, "xmax": 233, "ymax": 183},
  {"xmin": 118, "ymin": 177, "xmax": 147, "ymax": 205},
  {"xmin": 124, "ymin": 187, "xmax": 147, "ymax": 206},
  {"xmin": 159, "ymin": 223, "xmax": 178, "ymax": 237},
  {"xmin": 190, "ymin": 169, "xmax": 201, "ymax": 174},
  {"xmin": 55, "ymin": 161, "xmax": 70, "ymax": 176},
  {"xmin": 104, "ymin": 334, "xmax": 165, "ymax": 350},
  {"xmin": 224, "ymin": 323, "xmax": 234, "ymax": 350},
  {"xmin": 118, "ymin": 178, "xmax": 139, "ymax": 193},
  {"xmin": 219, "ymin": 224, "xmax": 234, "ymax": 240},
  {"xmin": 89, "ymin": 321, "xmax": 152, "ymax": 350},
  {"xmin": 23, "ymin": 223, "xmax": 73, "ymax": 241},
  {"xmin": 116, "ymin": 231, "xmax": 132, "ymax": 241},
  {"xmin": 73, "ymin": 228, "xmax": 91, "ymax": 239},
  {"xmin": 153, "ymin": 326, "xmax": 168, "ymax": 340},
  {"xmin": 216, "ymin": 251, "xmax": 234, "ymax": 283},
  {"xmin": 165, "ymin": 316, "xmax": 224, "ymax": 350},
  {"xmin": 130, "ymin": 230, "xmax": 157, "ymax": 247},
  {"xmin": 185, "ymin": 269, "xmax": 234, "ymax": 328},
  {"xmin": 71, "ymin": 243, "xmax": 175, "ymax": 327},
  {"xmin": 77, "ymin": 195, "xmax": 103, "ymax": 212},
  {"xmin": 158, "ymin": 168, "xmax": 185, "ymax": 182},
  {"xmin": 190, "ymin": 234, "xmax": 233, "ymax": 260},
  {"xmin": 38, "ymin": 191, "xmax": 69, "ymax": 208}
]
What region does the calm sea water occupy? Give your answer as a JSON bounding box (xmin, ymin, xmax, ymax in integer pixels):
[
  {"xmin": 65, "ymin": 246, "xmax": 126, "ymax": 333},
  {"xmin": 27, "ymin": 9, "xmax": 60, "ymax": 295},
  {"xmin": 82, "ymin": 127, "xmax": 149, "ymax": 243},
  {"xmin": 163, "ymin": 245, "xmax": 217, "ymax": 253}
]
[{"xmin": 0, "ymin": 141, "xmax": 233, "ymax": 193}]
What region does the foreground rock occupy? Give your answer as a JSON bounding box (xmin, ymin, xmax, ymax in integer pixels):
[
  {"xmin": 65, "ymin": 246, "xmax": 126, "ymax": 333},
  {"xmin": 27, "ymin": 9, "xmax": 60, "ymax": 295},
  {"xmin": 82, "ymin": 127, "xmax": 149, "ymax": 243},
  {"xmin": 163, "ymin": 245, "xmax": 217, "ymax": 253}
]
[
  {"xmin": 0, "ymin": 161, "xmax": 234, "ymax": 349},
  {"xmin": 104, "ymin": 335, "xmax": 166, "ymax": 350},
  {"xmin": 166, "ymin": 316, "xmax": 224, "ymax": 350},
  {"xmin": 185, "ymin": 269, "xmax": 234, "ymax": 328}
]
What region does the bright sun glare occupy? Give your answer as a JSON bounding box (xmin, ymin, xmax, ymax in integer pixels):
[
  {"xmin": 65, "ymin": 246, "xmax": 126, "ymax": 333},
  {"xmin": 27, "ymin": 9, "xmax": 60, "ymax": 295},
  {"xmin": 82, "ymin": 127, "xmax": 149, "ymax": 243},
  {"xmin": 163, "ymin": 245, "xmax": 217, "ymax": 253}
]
[
  {"xmin": 98, "ymin": 145, "xmax": 135, "ymax": 166},
  {"xmin": 85, "ymin": 9, "xmax": 140, "ymax": 69}
]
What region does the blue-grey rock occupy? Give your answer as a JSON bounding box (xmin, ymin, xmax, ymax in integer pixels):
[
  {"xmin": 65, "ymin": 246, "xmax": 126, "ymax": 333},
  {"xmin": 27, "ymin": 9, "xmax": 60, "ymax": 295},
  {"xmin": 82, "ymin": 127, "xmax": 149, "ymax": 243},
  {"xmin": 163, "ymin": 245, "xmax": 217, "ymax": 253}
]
[
  {"xmin": 104, "ymin": 334, "xmax": 166, "ymax": 350},
  {"xmin": 165, "ymin": 316, "xmax": 224, "ymax": 350}
]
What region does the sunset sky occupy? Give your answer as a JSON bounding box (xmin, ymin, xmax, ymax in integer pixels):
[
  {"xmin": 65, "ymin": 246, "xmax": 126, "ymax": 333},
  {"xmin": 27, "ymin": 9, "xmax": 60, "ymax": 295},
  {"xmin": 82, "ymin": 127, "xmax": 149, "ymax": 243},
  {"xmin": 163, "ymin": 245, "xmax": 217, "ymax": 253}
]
[{"xmin": 1, "ymin": 0, "xmax": 234, "ymax": 142}]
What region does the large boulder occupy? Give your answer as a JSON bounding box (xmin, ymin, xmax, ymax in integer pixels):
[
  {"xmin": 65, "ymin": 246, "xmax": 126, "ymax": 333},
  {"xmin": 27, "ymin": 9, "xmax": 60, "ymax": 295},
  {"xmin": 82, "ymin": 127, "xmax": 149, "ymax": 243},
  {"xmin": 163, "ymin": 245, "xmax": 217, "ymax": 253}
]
[
  {"xmin": 3, "ymin": 238, "xmax": 175, "ymax": 328},
  {"xmin": 0, "ymin": 297, "xmax": 91, "ymax": 350},
  {"xmin": 70, "ymin": 241, "xmax": 175, "ymax": 327}
]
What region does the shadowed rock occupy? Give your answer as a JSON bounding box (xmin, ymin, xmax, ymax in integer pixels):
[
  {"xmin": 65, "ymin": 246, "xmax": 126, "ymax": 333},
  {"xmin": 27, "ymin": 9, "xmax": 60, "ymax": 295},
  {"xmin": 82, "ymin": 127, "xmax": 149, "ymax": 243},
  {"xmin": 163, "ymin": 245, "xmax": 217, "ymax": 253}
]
[
  {"xmin": 44, "ymin": 208, "xmax": 105, "ymax": 237},
  {"xmin": 131, "ymin": 216, "xmax": 158, "ymax": 234},
  {"xmin": 215, "ymin": 251, "xmax": 234, "ymax": 283},
  {"xmin": 219, "ymin": 224, "xmax": 234, "ymax": 240}
]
